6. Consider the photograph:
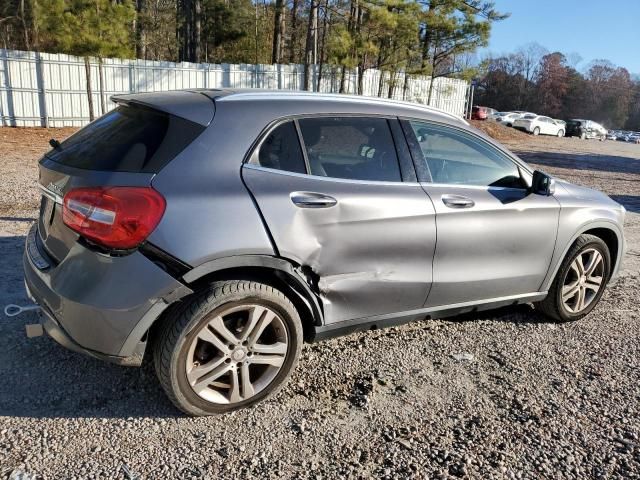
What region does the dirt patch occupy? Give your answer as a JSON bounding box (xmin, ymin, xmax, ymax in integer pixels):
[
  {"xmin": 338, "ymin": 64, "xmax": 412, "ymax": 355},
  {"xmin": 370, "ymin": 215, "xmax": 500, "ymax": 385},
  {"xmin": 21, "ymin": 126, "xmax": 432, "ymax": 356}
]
[
  {"xmin": 0, "ymin": 127, "xmax": 77, "ymax": 223},
  {"xmin": 470, "ymin": 119, "xmax": 530, "ymax": 141}
]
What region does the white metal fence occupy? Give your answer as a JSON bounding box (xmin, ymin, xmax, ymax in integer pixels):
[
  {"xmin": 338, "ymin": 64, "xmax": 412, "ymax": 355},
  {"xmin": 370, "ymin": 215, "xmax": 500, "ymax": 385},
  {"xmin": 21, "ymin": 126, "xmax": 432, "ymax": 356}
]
[{"xmin": 0, "ymin": 49, "xmax": 470, "ymax": 127}]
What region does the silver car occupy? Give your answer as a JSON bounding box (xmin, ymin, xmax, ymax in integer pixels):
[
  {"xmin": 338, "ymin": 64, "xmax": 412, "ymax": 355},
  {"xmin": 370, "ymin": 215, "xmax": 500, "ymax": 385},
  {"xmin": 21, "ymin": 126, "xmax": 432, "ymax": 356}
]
[{"xmin": 22, "ymin": 90, "xmax": 625, "ymax": 415}]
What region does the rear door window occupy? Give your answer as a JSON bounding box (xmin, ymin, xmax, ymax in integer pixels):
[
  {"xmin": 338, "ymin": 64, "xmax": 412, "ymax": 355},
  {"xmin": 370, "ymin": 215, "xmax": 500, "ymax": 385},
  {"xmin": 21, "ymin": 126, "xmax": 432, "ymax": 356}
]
[
  {"xmin": 45, "ymin": 105, "xmax": 204, "ymax": 173},
  {"xmin": 251, "ymin": 121, "xmax": 307, "ymax": 174},
  {"xmin": 297, "ymin": 117, "xmax": 402, "ymax": 182}
]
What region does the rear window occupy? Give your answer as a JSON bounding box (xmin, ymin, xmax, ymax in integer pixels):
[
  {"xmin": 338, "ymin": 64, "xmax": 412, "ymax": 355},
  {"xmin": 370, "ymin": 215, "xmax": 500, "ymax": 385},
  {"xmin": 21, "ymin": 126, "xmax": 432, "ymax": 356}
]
[
  {"xmin": 45, "ymin": 105, "xmax": 204, "ymax": 173},
  {"xmin": 523, "ymin": 114, "xmax": 536, "ymax": 119}
]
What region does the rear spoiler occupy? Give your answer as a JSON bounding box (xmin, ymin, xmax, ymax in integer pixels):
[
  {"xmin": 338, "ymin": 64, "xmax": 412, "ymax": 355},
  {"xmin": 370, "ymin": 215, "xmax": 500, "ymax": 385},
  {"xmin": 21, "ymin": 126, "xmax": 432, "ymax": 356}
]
[{"xmin": 111, "ymin": 91, "xmax": 215, "ymax": 126}]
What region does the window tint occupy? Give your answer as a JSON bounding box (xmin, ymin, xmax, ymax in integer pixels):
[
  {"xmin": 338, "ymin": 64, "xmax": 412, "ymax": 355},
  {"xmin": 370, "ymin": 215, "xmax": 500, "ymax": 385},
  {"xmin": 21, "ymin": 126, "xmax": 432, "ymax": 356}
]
[
  {"xmin": 45, "ymin": 105, "xmax": 204, "ymax": 173},
  {"xmin": 253, "ymin": 121, "xmax": 306, "ymax": 174},
  {"xmin": 408, "ymin": 121, "xmax": 523, "ymax": 188},
  {"xmin": 297, "ymin": 117, "xmax": 401, "ymax": 182}
]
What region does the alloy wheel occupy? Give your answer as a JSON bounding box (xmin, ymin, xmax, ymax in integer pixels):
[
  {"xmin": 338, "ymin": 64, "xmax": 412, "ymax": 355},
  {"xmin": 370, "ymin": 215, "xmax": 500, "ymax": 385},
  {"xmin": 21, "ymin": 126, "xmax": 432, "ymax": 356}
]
[
  {"xmin": 561, "ymin": 248, "xmax": 604, "ymax": 313},
  {"xmin": 184, "ymin": 304, "xmax": 288, "ymax": 404}
]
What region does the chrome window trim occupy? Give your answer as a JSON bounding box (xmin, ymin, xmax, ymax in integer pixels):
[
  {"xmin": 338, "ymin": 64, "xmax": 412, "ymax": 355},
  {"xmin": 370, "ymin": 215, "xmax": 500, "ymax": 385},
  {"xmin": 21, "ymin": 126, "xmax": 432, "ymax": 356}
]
[{"xmin": 242, "ymin": 163, "xmax": 422, "ymax": 188}]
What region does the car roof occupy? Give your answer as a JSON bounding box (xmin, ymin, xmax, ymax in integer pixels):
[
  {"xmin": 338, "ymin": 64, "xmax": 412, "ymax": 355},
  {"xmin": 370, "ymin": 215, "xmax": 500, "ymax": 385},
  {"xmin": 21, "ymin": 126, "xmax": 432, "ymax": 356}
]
[
  {"xmin": 114, "ymin": 88, "xmax": 468, "ymax": 127},
  {"xmin": 208, "ymin": 89, "xmax": 468, "ymax": 125}
]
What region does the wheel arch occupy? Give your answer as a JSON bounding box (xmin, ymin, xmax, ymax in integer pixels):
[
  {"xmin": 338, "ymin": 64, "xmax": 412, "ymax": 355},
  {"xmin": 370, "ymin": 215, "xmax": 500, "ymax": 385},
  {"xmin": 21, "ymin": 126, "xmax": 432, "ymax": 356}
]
[
  {"xmin": 540, "ymin": 221, "xmax": 623, "ymax": 292},
  {"xmin": 175, "ymin": 256, "xmax": 322, "ymax": 338}
]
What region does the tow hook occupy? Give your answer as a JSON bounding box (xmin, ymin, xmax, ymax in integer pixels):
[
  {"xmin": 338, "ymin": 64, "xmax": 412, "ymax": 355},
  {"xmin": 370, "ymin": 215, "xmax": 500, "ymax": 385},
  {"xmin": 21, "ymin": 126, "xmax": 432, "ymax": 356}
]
[
  {"xmin": 4, "ymin": 303, "xmax": 41, "ymax": 317},
  {"xmin": 4, "ymin": 304, "xmax": 44, "ymax": 338}
]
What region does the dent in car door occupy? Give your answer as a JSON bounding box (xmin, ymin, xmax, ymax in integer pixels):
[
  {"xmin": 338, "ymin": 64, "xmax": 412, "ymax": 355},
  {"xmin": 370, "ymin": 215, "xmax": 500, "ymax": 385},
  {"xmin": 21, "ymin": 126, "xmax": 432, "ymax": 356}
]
[{"xmin": 243, "ymin": 117, "xmax": 436, "ymax": 324}]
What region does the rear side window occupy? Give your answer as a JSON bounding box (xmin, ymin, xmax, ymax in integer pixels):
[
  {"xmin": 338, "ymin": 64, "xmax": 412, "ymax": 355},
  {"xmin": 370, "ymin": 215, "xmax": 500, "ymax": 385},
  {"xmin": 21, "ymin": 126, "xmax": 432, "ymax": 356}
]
[
  {"xmin": 45, "ymin": 105, "xmax": 204, "ymax": 173},
  {"xmin": 252, "ymin": 121, "xmax": 306, "ymax": 174},
  {"xmin": 298, "ymin": 117, "xmax": 401, "ymax": 182}
]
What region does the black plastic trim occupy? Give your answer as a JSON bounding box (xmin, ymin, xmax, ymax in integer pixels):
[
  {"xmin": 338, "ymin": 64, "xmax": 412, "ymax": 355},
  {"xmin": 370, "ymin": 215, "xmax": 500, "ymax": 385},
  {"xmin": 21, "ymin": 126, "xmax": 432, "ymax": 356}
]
[{"xmin": 139, "ymin": 242, "xmax": 193, "ymax": 278}]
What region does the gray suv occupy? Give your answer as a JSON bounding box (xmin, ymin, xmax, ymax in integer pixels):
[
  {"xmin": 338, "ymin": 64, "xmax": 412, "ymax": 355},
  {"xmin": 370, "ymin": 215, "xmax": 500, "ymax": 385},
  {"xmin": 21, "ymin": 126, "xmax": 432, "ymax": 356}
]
[{"xmin": 23, "ymin": 90, "xmax": 625, "ymax": 415}]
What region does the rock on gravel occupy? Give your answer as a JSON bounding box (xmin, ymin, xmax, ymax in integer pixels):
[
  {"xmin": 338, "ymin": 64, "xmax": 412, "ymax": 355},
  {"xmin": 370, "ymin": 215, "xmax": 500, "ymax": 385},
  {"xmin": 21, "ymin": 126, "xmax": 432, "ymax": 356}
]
[{"xmin": 0, "ymin": 127, "xmax": 638, "ymax": 479}]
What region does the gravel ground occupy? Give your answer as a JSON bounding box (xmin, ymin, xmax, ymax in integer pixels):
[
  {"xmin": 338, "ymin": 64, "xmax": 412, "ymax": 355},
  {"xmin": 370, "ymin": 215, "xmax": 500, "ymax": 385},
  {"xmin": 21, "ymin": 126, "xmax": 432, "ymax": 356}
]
[{"xmin": 0, "ymin": 127, "xmax": 638, "ymax": 480}]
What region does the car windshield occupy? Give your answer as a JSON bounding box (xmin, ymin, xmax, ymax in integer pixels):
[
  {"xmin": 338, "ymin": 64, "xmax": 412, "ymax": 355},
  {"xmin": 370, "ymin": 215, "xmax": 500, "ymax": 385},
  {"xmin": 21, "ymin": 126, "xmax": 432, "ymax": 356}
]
[{"xmin": 523, "ymin": 115, "xmax": 536, "ymax": 119}]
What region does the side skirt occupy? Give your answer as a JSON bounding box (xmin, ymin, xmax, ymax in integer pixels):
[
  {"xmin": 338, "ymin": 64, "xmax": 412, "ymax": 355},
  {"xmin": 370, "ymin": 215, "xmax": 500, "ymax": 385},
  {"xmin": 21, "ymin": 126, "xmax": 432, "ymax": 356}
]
[{"xmin": 310, "ymin": 291, "xmax": 547, "ymax": 342}]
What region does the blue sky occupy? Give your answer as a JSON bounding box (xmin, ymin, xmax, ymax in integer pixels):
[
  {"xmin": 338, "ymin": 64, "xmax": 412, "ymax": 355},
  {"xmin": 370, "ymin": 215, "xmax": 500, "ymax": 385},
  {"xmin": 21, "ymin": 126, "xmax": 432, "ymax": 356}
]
[{"xmin": 481, "ymin": 0, "xmax": 640, "ymax": 75}]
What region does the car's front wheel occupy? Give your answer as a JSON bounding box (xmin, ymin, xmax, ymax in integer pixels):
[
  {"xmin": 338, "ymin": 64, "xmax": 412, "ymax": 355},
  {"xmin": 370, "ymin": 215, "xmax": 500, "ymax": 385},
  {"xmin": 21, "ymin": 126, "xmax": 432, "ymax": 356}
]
[
  {"xmin": 557, "ymin": 129, "xmax": 564, "ymax": 137},
  {"xmin": 533, "ymin": 127, "xmax": 540, "ymax": 136},
  {"xmin": 154, "ymin": 280, "xmax": 303, "ymax": 415},
  {"xmin": 535, "ymin": 234, "xmax": 610, "ymax": 322}
]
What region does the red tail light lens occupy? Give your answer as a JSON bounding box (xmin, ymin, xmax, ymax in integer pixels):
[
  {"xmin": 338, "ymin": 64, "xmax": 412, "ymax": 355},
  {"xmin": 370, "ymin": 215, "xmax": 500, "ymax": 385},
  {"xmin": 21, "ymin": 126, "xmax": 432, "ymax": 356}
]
[{"xmin": 63, "ymin": 187, "xmax": 166, "ymax": 249}]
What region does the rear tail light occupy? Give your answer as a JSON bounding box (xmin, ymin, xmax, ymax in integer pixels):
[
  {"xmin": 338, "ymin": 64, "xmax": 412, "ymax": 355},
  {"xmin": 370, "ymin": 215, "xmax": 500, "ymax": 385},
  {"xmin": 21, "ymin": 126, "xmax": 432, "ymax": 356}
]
[{"xmin": 63, "ymin": 187, "xmax": 166, "ymax": 249}]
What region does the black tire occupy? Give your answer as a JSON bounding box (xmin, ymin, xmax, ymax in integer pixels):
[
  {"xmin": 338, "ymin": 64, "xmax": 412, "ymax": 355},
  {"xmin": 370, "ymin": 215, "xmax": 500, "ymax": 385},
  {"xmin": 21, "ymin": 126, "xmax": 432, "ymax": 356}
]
[
  {"xmin": 533, "ymin": 127, "xmax": 540, "ymax": 136},
  {"xmin": 535, "ymin": 234, "xmax": 611, "ymax": 322},
  {"xmin": 153, "ymin": 280, "xmax": 303, "ymax": 416},
  {"xmin": 557, "ymin": 129, "xmax": 564, "ymax": 137}
]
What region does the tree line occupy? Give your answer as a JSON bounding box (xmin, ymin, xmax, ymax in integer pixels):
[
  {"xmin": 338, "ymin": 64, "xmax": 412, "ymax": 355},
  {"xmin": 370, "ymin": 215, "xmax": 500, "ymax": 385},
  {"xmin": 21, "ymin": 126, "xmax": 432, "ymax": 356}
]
[
  {"xmin": 475, "ymin": 44, "xmax": 640, "ymax": 130},
  {"xmin": 1, "ymin": 0, "xmax": 506, "ymax": 99}
]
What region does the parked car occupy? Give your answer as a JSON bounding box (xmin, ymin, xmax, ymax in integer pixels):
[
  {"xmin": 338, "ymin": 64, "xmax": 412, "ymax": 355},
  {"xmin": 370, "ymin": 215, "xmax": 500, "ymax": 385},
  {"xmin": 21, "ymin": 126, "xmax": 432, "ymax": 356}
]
[
  {"xmin": 513, "ymin": 114, "xmax": 565, "ymax": 136},
  {"xmin": 472, "ymin": 106, "xmax": 497, "ymax": 120},
  {"xmin": 606, "ymin": 130, "xmax": 618, "ymax": 141},
  {"xmin": 495, "ymin": 112, "xmax": 523, "ymax": 127},
  {"xmin": 565, "ymin": 119, "xmax": 607, "ymax": 140},
  {"xmin": 22, "ymin": 90, "xmax": 625, "ymax": 415},
  {"xmin": 627, "ymin": 133, "xmax": 640, "ymax": 144},
  {"xmin": 488, "ymin": 111, "xmax": 506, "ymax": 121}
]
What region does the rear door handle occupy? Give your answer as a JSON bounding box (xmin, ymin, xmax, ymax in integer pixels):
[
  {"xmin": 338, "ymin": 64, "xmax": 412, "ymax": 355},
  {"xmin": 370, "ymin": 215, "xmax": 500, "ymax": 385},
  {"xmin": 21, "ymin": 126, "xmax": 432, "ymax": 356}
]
[
  {"xmin": 441, "ymin": 194, "xmax": 475, "ymax": 209},
  {"xmin": 290, "ymin": 191, "xmax": 337, "ymax": 208}
]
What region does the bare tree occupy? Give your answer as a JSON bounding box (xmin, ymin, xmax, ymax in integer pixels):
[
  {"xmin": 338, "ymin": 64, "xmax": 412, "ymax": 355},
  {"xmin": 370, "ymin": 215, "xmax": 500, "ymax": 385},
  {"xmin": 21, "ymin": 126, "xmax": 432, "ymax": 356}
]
[
  {"xmin": 272, "ymin": 0, "xmax": 285, "ymax": 63},
  {"xmin": 289, "ymin": 0, "xmax": 299, "ymax": 63},
  {"xmin": 304, "ymin": 0, "xmax": 318, "ymax": 90}
]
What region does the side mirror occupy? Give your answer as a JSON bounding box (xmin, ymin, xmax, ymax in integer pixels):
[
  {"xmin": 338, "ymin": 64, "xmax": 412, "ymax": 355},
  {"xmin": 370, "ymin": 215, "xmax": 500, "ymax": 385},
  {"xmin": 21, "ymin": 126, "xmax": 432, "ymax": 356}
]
[{"xmin": 531, "ymin": 170, "xmax": 555, "ymax": 196}]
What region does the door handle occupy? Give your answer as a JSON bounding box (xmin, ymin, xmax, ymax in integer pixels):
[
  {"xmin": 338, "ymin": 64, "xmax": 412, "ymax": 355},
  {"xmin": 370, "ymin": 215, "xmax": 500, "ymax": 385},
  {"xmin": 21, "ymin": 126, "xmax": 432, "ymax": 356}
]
[
  {"xmin": 441, "ymin": 194, "xmax": 475, "ymax": 209},
  {"xmin": 290, "ymin": 191, "xmax": 337, "ymax": 208}
]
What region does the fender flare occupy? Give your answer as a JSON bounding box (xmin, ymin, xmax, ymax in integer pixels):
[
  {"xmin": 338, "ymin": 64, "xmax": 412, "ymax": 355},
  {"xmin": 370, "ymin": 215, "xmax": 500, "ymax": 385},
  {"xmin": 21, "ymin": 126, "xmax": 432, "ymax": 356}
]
[
  {"xmin": 182, "ymin": 254, "xmax": 324, "ymax": 327},
  {"xmin": 540, "ymin": 220, "xmax": 624, "ymax": 292}
]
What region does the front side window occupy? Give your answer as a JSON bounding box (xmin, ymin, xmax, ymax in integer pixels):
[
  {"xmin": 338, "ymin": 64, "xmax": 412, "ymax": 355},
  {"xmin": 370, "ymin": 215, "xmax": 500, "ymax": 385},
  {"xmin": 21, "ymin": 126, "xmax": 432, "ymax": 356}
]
[
  {"xmin": 408, "ymin": 121, "xmax": 524, "ymax": 188},
  {"xmin": 252, "ymin": 121, "xmax": 307, "ymax": 174},
  {"xmin": 297, "ymin": 117, "xmax": 401, "ymax": 182}
]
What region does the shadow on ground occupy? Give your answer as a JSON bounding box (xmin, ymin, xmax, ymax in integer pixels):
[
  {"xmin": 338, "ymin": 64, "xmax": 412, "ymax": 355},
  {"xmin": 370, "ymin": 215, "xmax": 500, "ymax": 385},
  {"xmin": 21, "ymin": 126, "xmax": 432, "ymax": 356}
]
[
  {"xmin": 515, "ymin": 150, "xmax": 640, "ymax": 175},
  {"xmin": 609, "ymin": 195, "xmax": 640, "ymax": 214}
]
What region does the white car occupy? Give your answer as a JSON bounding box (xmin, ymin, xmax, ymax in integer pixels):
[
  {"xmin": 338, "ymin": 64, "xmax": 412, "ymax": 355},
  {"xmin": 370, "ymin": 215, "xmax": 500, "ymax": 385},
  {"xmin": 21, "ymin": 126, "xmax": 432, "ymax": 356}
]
[
  {"xmin": 495, "ymin": 112, "xmax": 524, "ymax": 127},
  {"xmin": 488, "ymin": 111, "xmax": 505, "ymax": 121},
  {"xmin": 513, "ymin": 114, "xmax": 565, "ymax": 137}
]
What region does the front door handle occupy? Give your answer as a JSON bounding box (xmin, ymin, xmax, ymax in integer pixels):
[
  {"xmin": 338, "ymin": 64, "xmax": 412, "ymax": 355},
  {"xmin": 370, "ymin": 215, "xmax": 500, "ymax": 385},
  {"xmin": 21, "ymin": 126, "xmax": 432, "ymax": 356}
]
[
  {"xmin": 291, "ymin": 191, "xmax": 338, "ymax": 208},
  {"xmin": 441, "ymin": 194, "xmax": 475, "ymax": 209}
]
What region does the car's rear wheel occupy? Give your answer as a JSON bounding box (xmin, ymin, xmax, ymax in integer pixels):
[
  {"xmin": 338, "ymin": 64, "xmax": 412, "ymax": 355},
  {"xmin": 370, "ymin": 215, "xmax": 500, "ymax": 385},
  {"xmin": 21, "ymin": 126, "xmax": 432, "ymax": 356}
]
[
  {"xmin": 533, "ymin": 127, "xmax": 540, "ymax": 136},
  {"xmin": 154, "ymin": 280, "xmax": 303, "ymax": 415},
  {"xmin": 535, "ymin": 234, "xmax": 610, "ymax": 322},
  {"xmin": 580, "ymin": 132, "xmax": 587, "ymax": 140}
]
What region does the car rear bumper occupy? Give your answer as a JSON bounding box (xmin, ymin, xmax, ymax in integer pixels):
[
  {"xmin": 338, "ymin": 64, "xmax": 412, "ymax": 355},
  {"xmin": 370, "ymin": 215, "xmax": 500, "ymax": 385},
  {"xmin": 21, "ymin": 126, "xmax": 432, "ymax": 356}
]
[{"xmin": 23, "ymin": 224, "xmax": 190, "ymax": 364}]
